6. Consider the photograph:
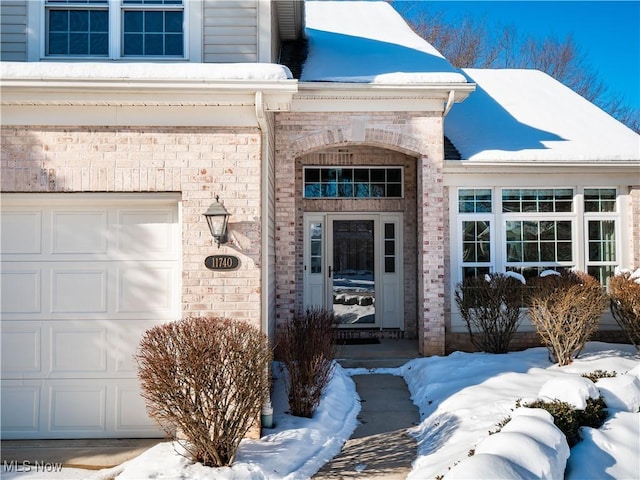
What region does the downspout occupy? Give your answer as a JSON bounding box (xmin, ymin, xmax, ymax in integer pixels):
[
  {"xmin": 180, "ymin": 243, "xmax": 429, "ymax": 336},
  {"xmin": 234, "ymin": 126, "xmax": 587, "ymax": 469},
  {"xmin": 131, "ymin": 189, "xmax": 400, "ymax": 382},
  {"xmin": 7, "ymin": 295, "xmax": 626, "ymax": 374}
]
[
  {"xmin": 256, "ymin": 90, "xmax": 274, "ymax": 428},
  {"xmin": 443, "ymin": 90, "xmax": 456, "ymax": 117}
]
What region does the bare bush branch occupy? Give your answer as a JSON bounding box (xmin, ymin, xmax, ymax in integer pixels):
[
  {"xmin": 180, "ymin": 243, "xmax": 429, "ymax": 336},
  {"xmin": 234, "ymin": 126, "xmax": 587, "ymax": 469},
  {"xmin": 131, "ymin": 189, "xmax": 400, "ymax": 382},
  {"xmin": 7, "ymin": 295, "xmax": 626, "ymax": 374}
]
[
  {"xmin": 277, "ymin": 308, "xmax": 336, "ymax": 418},
  {"xmin": 528, "ymin": 272, "xmax": 608, "ymax": 366},
  {"xmin": 136, "ymin": 316, "xmax": 272, "ymax": 467},
  {"xmin": 609, "ymin": 272, "xmax": 640, "ymax": 350},
  {"xmin": 455, "ymin": 273, "xmax": 525, "ymax": 353}
]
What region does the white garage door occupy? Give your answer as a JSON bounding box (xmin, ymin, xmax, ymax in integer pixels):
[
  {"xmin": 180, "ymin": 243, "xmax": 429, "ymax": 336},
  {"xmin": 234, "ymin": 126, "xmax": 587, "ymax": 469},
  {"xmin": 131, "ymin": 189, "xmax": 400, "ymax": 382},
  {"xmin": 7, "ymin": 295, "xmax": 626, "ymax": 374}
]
[{"xmin": 1, "ymin": 194, "xmax": 181, "ymax": 439}]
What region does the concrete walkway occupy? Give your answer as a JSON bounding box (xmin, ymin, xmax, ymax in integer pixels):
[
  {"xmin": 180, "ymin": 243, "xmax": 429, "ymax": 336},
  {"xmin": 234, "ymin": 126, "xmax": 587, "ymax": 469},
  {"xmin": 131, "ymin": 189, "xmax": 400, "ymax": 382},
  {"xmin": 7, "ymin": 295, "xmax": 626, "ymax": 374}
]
[{"xmin": 313, "ymin": 374, "xmax": 420, "ymax": 479}]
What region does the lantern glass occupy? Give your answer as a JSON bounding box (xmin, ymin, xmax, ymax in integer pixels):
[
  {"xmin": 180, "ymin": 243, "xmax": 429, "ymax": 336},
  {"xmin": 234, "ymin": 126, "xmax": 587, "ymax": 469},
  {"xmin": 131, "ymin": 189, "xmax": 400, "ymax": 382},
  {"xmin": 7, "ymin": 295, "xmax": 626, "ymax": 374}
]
[{"xmin": 203, "ymin": 198, "xmax": 230, "ymax": 246}]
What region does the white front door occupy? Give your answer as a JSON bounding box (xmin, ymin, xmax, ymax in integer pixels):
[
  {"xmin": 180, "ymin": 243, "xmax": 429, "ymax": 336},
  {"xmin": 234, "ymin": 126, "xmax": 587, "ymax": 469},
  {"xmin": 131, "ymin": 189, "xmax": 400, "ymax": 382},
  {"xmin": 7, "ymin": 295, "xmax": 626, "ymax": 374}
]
[{"xmin": 303, "ymin": 213, "xmax": 403, "ymax": 329}]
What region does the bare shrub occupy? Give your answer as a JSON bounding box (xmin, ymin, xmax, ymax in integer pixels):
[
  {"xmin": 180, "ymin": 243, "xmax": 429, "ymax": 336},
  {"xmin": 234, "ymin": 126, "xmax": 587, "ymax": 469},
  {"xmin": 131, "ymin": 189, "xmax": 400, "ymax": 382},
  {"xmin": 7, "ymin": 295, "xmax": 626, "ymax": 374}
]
[
  {"xmin": 278, "ymin": 307, "xmax": 336, "ymax": 418},
  {"xmin": 136, "ymin": 316, "xmax": 272, "ymax": 467},
  {"xmin": 454, "ymin": 273, "xmax": 525, "ymax": 353},
  {"xmin": 608, "ymin": 272, "xmax": 640, "ymax": 350},
  {"xmin": 528, "ymin": 271, "xmax": 607, "ymax": 366}
]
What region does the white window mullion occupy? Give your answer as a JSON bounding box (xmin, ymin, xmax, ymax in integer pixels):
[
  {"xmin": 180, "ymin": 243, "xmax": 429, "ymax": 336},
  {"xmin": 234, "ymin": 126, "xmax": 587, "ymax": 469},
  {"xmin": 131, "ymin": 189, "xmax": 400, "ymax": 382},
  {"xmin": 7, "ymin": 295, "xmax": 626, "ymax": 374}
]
[
  {"xmin": 575, "ymin": 187, "xmax": 585, "ymax": 273},
  {"xmin": 494, "ymin": 187, "xmax": 505, "ymax": 274},
  {"xmin": 109, "ymin": 0, "xmax": 120, "ymax": 59}
]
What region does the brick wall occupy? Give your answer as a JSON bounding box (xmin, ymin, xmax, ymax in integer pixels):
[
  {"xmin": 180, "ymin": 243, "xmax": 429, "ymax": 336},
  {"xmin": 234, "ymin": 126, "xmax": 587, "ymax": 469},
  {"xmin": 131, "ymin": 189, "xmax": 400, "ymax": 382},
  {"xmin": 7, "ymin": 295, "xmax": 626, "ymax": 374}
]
[
  {"xmin": 275, "ymin": 111, "xmax": 446, "ymax": 355},
  {"xmin": 0, "ymin": 125, "xmax": 264, "ymax": 326}
]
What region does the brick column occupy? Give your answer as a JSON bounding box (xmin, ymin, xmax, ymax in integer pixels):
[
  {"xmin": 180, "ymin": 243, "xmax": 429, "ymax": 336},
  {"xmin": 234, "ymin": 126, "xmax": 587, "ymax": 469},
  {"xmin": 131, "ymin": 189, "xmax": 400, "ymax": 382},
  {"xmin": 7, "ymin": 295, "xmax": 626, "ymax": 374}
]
[{"xmin": 417, "ymin": 154, "xmax": 446, "ymax": 356}]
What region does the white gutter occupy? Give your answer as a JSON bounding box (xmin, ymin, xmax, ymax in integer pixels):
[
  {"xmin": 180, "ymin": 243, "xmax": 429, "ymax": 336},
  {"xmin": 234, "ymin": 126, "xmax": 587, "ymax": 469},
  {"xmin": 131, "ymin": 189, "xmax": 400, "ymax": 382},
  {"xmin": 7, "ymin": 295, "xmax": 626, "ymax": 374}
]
[{"xmin": 255, "ymin": 90, "xmax": 274, "ymax": 428}]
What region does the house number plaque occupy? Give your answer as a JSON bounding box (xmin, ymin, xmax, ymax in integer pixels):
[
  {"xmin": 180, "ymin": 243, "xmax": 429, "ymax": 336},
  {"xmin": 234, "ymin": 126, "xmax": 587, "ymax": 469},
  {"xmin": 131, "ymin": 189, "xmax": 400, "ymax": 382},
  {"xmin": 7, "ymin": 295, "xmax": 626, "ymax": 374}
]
[{"xmin": 205, "ymin": 255, "xmax": 240, "ymax": 271}]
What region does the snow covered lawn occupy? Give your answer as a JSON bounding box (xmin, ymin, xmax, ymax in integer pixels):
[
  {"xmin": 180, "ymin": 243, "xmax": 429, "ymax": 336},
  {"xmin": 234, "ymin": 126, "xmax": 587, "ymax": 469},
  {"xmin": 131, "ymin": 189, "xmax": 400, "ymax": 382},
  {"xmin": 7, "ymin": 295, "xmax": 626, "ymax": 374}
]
[{"xmin": 5, "ymin": 342, "xmax": 638, "ymax": 480}]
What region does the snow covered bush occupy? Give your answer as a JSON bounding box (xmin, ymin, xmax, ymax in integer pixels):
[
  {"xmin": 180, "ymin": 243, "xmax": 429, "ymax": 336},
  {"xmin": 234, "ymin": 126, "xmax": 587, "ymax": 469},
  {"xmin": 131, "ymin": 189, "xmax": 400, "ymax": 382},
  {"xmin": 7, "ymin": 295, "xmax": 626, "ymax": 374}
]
[
  {"xmin": 608, "ymin": 270, "xmax": 640, "ymax": 350},
  {"xmin": 528, "ymin": 271, "xmax": 607, "ymax": 365},
  {"xmin": 516, "ymin": 375, "xmax": 608, "ymax": 447},
  {"xmin": 445, "ymin": 408, "xmax": 569, "ymax": 480},
  {"xmin": 454, "ymin": 273, "xmax": 525, "ymax": 353},
  {"xmin": 136, "ymin": 316, "xmax": 272, "ymax": 467},
  {"xmin": 278, "ymin": 307, "xmax": 336, "ymax": 418},
  {"xmin": 518, "ymin": 397, "xmax": 608, "ymax": 447}
]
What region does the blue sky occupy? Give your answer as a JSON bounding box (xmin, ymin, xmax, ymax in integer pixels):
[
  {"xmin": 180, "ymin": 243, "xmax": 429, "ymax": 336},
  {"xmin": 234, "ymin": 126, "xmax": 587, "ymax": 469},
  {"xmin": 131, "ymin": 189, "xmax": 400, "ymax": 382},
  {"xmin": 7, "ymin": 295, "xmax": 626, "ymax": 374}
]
[{"xmin": 391, "ymin": 1, "xmax": 640, "ymax": 111}]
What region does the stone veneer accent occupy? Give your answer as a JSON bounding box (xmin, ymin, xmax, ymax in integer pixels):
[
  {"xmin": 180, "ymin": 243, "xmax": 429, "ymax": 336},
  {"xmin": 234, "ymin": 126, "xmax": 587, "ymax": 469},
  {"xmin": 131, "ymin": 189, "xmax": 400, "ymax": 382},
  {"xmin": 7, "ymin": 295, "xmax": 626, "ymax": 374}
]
[
  {"xmin": 274, "ymin": 111, "xmax": 447, "ymax": 356},
  {"xmin": 0, "ymin": 126, "xmax": 264, "ymax": 328}
]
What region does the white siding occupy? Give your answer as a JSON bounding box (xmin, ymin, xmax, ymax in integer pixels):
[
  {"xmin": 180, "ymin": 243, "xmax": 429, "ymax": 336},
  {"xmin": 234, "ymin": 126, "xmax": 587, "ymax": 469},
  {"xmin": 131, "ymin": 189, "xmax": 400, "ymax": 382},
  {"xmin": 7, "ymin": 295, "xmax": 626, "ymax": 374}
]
[
  {"xmin": 0, "ymin": 1, "xmax": 27, "ymax": 61},
  {"xmin": 203, "ymin": 0, "xmax": 258, "ymax": 63}
]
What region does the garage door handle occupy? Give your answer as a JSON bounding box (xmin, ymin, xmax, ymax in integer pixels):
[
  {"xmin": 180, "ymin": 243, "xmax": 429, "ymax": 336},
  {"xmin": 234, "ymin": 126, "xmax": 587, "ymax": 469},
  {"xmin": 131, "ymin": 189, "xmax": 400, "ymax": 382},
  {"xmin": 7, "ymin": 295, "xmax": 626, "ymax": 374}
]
[{"xmin": 328, "ymin": 266, "xmax": 332, "ymax": 278}]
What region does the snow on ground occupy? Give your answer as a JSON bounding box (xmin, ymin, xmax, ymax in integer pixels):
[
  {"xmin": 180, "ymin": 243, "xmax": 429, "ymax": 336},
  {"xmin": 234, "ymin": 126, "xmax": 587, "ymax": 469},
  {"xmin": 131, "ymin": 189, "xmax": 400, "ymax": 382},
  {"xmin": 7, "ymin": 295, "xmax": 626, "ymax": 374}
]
[{"xmin": 4, "ymin": 343, "xmax": 638, "ymax": 480}]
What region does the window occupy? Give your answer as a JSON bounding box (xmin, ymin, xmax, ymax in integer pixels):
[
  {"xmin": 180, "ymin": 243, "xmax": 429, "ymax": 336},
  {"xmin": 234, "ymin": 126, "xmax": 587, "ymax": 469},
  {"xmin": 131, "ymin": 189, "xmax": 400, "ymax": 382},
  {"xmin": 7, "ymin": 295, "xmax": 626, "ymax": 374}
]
[
  {"xmin": 304, "ymin": 167, "xmax": 403, "ymax": 198},
  {"xmin": 584, "ymin": 189, "xmax": 618, "ymax": 284},
  {"xmin": 46, "ymin": 0, "xmax": 109, "ymax": 56},
  {"xmin": 455, "ymin": 187, "xmax": 620, "ymax": 285},
  {"xmin": 458, "ymin": 189, "xmax": 493, "ymax": 280},
  {"xmin": 384, "ymin": 223, "xmax": 396, "ymax": 273},
  {"xmin": 44, "ymin": 0, "xmax": 185, "ymax": 58}
]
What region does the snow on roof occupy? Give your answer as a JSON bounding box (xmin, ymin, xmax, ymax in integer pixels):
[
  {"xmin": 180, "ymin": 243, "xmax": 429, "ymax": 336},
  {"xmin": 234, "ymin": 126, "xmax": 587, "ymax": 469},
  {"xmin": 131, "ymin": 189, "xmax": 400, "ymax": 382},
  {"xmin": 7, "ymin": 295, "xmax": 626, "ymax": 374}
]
[
  {"xmin": 0, "ymin": 62, "xmax": 293, "ymax": 81},
  {"xmin": 446, "ymin": 69, "xmax": 640, "ymax": 162},
  {"xmin": 300, "ymin": 1, "xmax": 468, "ymax": 84}
]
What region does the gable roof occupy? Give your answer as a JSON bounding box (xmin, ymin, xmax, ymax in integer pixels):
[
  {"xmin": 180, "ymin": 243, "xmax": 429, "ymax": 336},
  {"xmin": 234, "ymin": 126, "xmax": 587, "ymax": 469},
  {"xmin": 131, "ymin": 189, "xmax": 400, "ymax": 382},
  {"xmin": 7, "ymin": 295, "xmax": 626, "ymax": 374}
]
[
  {"xmin": 445, "ymin": 69, "xmax": 640, "ymax": 162},
  {"xmin": 300, "ymin": 1, "xmax": 467, "ymax": 84}
]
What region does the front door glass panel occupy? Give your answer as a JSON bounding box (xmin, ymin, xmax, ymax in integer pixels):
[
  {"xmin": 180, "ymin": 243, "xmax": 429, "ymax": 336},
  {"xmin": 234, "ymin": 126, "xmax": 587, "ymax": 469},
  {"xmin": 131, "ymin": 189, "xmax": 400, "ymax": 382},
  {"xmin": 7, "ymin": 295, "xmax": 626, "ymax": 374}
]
[{"xmin": 332, "ymin": 220, "xmax": 375, "ymax": 325}]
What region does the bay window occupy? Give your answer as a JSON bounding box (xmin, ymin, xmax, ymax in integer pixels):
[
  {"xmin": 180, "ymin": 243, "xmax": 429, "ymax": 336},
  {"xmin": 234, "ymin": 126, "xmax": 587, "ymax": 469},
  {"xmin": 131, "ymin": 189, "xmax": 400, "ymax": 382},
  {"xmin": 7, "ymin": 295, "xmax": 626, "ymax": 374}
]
[{"xmin": 456, "ymin": 187, "xmax": 620, "ymax": 285}]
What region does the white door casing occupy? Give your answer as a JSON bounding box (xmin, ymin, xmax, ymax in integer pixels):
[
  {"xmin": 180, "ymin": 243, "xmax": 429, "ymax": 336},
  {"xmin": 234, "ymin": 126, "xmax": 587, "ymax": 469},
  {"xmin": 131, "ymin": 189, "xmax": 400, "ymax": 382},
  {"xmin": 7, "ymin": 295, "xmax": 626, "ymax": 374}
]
[{"xmin": 303, "ymin": 212, "xmax": 403, "ymax": 330}]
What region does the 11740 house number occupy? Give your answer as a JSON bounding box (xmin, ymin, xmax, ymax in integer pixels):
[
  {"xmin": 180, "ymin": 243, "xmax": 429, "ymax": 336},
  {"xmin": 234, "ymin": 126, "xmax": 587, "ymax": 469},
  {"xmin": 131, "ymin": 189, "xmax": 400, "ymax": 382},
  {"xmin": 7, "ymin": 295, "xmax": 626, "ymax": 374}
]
[{"xmin": 205, "ymin": 255, "xmax": 240, "ymax": 271}]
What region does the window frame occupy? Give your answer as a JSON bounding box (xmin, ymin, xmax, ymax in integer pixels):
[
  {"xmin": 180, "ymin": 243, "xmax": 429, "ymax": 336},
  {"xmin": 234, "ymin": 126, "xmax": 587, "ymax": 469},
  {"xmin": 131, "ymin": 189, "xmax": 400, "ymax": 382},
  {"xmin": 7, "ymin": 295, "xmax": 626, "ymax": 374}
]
[
  {"xmin": 583, "ymin": 187, "xmax": 620, "ymax": 285},
  {"xmin": 457, "ymin": 188, "xmax": 495, "ymax": 281},
  {"xmin": 303, "ymin": 166, "xmax": 404, "ymax": 199},
  {"xmin": 35, "ymin": 0, "xmax": 197, "ymax": 61},
  {"xmin": 454, "ymin": 186, "xmax": 622, "ymax": 287}
]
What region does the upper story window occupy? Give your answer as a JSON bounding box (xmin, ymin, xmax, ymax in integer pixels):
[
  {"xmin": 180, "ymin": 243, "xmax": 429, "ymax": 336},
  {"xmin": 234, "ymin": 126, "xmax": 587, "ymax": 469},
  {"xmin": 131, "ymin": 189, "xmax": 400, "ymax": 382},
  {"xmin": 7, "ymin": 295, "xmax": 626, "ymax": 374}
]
[
  {"xmin": 44, "ymin": 0, "xmax": 185, "ymax": 59},
  {"xmin": 304, "ymin": 167, "xmax": 403, "ymax": 199}
]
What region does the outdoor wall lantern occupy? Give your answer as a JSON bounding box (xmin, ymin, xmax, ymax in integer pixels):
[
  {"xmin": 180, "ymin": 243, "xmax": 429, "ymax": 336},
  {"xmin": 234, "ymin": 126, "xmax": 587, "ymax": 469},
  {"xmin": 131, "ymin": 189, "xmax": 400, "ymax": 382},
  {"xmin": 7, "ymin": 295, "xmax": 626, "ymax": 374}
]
[{"xmin": 203, "ymin": 195, "xmax": 231, "ymax": 247}]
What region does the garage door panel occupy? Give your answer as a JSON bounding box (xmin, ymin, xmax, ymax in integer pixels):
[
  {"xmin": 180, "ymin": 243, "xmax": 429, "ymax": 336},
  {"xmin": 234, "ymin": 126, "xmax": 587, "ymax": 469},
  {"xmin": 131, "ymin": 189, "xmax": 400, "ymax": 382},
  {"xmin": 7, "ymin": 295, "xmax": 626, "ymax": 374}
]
[
  {"xmin": 116, "ymin": 383, "xmax": 163, "ymax": 434},
  {"xmin": 50, "ymin": 385, "xmax": 106, "ymax": 434},
  {"xmin": 0, "ymin": 269, "xmax": 41, "ymax": 313},
  {"xmin": 0, "ymin": 211, "xmax": 42, "ymax": 255},
  {"xmin": 1, "ymin": 327, "xmax": 41, "ymax": 373},
  {"xmin": 118, "ymin": 210, "xmax": 175, "ymax": 255},
  {"xmin": 112, "ymin": 320, "xmax": 168, "ymax": 373},
  {"xmin": 0, "ymin": 383, "xmax": 41, "ymax": 434},
  {"xmin": 52, "ymin": 211, "xmax": 108, "ymax": 254},
  {"xmin": 52, "ymin": 268, "xmax": 108, "ymax": 313},
  {"xmin": 118, "ymin": 265, "xmax": 176, "ymax": 313},
  {"xmin": 51, "ymin": 329, "xmax": 108, "ymax": 374}
]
